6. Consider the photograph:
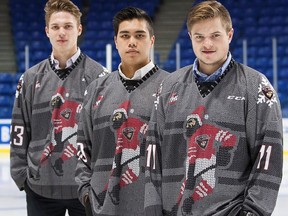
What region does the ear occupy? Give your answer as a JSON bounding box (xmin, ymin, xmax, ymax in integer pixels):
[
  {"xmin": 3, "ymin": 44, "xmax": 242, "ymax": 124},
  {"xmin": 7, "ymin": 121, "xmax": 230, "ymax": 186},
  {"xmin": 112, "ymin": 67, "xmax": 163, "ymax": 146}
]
[
  {"xmin": 150, "ymin": 35, "xmax": 155, "ymax": 46},
  {"xmin": 45, "ymin": 26, "xmax": 49, "ymax": 37},
  {"xmin": 228, "ymin": 28, "xmax": 234, "ymax": 43},
  {"xmin": 114, "ymin": 36, "xmax": 118, "ymax": 49},
  {"xmin": 78, "ymin": 24, "xmax": 83, "ymax": 36},
  {"xmin": 188, "ymin": 31, "xmax": 192, "ymax": 40}
]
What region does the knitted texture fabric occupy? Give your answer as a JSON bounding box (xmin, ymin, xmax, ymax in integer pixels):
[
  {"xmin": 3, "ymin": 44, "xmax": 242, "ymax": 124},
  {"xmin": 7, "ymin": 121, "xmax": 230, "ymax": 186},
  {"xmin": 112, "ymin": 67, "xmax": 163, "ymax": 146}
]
[
  {"xmin": 10, "ymin": 54, "xmax": 109, "ymax": 199},
  {"xmin": 145, "ymin": 62, "xmax": 283, "ymax": 216},
  {"xmin": 75, "ymin": 67, "xmax": 169, "ymax": 215}
]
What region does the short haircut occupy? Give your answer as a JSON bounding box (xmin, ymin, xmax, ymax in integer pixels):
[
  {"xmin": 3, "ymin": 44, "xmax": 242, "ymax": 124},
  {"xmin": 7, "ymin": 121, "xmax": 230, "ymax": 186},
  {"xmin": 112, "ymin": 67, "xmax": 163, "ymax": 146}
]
[
  {"xmin": 186, "ymin": 0, "xmax": 232, "ymax": 33},
  {"xmin": 113, "ymin": 7, "xmax": 154, "ymax": 37},
  {"xmin": 44, "ymin": 0, "xmax": 82, "ymax": 26}
]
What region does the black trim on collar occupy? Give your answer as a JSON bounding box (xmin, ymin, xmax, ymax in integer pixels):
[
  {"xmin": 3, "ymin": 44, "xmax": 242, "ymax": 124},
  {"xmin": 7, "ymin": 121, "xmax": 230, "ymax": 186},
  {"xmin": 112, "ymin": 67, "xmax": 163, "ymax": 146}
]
[
  {"xmin": 49, "ymin": 52, "xmax": 84, "ymax": 80},
  {"xmin": 119, "ymin": 65, "xmax": 159, "ymax": 93},
  {"xmin": 195, "ymin": 59, "xmax": 235, "ymax": 98}
]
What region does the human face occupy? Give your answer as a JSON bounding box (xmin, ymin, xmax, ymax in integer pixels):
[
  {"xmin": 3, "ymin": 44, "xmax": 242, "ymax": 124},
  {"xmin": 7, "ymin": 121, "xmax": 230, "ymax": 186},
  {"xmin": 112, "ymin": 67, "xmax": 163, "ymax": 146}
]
[
  {"xmin": 188, "ymin": 17, "xmax": 233, "ymax": 75},
  {"xmin": 45, "ymin": 11, "xmax": 82, "ymax": 57},
  {"xmin": 114, "ymin": 18, "xmax": 154, "ymax": 72}
]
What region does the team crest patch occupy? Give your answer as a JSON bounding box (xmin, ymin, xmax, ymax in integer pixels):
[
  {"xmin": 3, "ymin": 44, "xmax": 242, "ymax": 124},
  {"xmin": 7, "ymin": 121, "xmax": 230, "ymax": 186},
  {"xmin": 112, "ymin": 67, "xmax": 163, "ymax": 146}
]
[
  {"xmin": 257, "ymin": 77, "xmax": 277, "ymax": 108},
  {"xmin": 61, "ymin": 109, "xmax": 72, "ymax": 120},
  {"xmin": 262, "ymin": 86, "xmax": 273, "ymax": 99},
  {"xmin": 195, "ymin": 134, "xmax": 210, "ymax": 149},
  {"xmin": 122, "ymin": 127, "xmax": 135, "ymax": 140}
]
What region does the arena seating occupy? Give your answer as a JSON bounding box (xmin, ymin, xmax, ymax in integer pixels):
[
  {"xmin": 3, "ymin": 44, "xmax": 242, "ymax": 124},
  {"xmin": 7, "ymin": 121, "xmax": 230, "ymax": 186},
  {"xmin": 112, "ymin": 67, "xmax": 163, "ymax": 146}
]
[
  {"xmin": 0, "ymin": 73, "xmax": 17, "ymax": 118},
  {"xmin": 0, "ymin": 0, "xmax": 287, "ymax": 118}
]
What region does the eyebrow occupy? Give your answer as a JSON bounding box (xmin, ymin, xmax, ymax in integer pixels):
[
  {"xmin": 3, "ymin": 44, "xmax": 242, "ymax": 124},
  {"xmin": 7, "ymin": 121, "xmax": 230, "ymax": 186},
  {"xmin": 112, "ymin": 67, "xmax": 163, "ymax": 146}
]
[
  {"xmin": 50, "ymin": 22, "xmax": 74, "ymax": 26},
  {"xmin": 193, "ymin": 31, "xmax": 222, "ymax": 36},
  {"xmin": 119, "ymin": 30, "xmax": 147, "ymax": 34}
]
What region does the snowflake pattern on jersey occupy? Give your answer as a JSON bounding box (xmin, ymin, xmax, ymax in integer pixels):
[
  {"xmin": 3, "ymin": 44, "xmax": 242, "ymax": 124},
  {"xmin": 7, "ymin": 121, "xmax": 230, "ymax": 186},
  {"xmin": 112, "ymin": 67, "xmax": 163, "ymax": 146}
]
[{"xmin": 257, "ymin": 76, "xmax": 277, "ymax": 108}]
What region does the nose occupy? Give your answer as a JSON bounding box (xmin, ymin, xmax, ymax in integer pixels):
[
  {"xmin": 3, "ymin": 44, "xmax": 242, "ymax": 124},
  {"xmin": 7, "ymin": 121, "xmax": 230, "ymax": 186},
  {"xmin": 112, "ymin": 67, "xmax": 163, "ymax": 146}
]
[
  {"xmin": 203, "ymin": 37, "xmax": 213, "ymax": 49},
  {"xmin": 59, "ymin": 27, "xmax": 66, "ymax": 37},
  {"xmin": 128, "ymin": 36, "xmax": 136, "ymax": 47}
]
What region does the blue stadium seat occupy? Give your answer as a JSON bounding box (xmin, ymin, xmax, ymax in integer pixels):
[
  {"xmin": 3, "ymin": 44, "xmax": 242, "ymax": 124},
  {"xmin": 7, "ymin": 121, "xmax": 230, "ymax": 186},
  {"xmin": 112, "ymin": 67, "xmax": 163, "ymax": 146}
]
[
  {"xmin": 282, "ymin": 106, "xmax": 288, "ymax": 118},
  {"xmin": 0, "ymin": 73, "xmax": 14, "ymax": 84},
  {"xmin": 0, "ymin": 83, "xmax": 15, "ymax": 95},
  {"xmin": 0, "ymin": 95, "xmax": 13, "ymax": 107},
  {"xmin": 278, "ymin": 69, "xmax": 288, "ymax": 79},
  {"xmin": 0, "ymin": 107, "xmax": 12, "ymax": 118}
]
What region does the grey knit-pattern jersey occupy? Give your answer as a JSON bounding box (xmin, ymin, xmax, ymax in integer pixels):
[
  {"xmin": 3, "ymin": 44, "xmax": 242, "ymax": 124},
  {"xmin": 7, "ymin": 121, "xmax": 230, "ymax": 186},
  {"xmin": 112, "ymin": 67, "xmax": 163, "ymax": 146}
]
[
  {"xmin": 10, "ymin": 54, "xmax": 109, "ymax": 199},
  {"xmin": 145, "ymin": 62, "xmax": 283, "ymax": 216},
  {"xmin": 75, "ymin": 67, "xmax": 169, "ymax": 215}
]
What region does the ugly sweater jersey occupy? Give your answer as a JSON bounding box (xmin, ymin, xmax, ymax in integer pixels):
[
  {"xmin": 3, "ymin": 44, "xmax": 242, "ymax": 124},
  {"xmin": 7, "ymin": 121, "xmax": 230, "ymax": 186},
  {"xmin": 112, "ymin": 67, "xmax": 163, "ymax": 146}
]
[
  {"xmin": 145, "ymin": 62, "xmax": 283, "ymax": 216},
  {"xmin": 10, "ymin": 54, "xmax": 108, "ymax": 199},
  {"xmin": 75, "ymin": 67, "xmax": 169, "ymax": 215}
]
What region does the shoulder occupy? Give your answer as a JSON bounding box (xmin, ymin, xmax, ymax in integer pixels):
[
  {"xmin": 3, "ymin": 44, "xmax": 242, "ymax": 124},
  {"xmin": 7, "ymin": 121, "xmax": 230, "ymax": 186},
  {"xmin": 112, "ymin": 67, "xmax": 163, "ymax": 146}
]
[
  {"xmin": 235, "ymin": 62, "xmax": 280, "ymax": 113},
  {"xmin": 160, "ymin": 65, "xmax": 193, "ymax": 93},
  {"xmin": 233, "ymin": 62, "xmax": 265, "ymax": 80},
  {"xmin": 83, "ymin": 71, "xmax": 118, "ymax": 104},
  {"xmin": 87, "ymin": 71, "xmax": 118, "ymax": 90},
  {"xmin": 21, "ymin": 59, "xmax": 49, "ymax": 84},
  {"xmin": 82, "ymin": 54, "xmax": 110, "ymax": 79},
  {"xmin": 149, "ymin": 67, "xmax": 170, "ymax": 84}
]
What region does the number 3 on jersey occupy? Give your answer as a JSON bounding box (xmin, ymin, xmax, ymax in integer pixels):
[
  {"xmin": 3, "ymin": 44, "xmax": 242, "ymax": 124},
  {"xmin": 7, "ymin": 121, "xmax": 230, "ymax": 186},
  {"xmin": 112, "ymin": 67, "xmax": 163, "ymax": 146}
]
[{"xmin": 11, "ymin": 125, "xmax": 24, "ymax": 146}]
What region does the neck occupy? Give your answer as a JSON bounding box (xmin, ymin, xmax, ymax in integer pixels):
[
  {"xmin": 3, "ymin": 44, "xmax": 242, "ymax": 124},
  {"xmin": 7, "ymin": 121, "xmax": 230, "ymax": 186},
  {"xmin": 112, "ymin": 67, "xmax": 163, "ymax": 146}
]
[
  {"xmin": 53, "ymin": 47, "xmax": 77, "ymax": 69},
  {"xmin": 120, "ymin": 64, "xmax": 140, "ymax": 78},
  {"xmin": 120, "ymin": 60, "xmax": 150, "ymax": 78}
]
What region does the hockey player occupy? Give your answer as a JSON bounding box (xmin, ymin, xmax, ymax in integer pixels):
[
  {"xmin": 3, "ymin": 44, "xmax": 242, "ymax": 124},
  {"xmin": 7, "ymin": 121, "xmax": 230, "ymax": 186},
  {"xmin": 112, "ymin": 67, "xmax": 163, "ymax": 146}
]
[
  {"xmin": 145, "ymin": 1, "xmax": 283, "ymax": 216},
  {"xmin": 75, "ymin": 7, "xmax": 169, "ymax": 216},
  {"xmin": 10, "ymin": 0, "xmax": 109, "ymax": 216}
]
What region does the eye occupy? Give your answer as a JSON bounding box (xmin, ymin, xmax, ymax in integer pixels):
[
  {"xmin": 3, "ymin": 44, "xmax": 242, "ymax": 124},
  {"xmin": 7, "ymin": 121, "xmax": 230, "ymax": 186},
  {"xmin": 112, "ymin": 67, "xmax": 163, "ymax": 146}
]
[
  {"xmin": 120, "ymin": 34, "xmax": 129, "ymax": 39},
  {"xmin": 194, "ymin": 35, "xmax": 203, "ymax": 41},
  {"xmin": 65, "ymin": 25, "xmax": 73, "ymax": 30},
  {"xmin": 51, "ymin": 26, "xmax": 59, "ymax": 30},
  {"xmin": 136, "ymin": 34, "xmax": 145, "ymax": 39},
  {"xmin": 212, "ymin": 34, "xmax": 220, "ymax": 38}
]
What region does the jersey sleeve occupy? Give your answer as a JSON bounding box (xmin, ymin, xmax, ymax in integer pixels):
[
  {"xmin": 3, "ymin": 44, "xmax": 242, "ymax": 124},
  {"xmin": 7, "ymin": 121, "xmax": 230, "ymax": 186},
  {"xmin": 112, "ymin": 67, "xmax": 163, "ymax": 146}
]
[
  {"xmin": 243, "ymin": 75, "xmax": 283, "ymax": 215},
  {"xmin": 75, "ymin": 87, "xmax": 94, "ymax": 205},
  {"xmin": 145, "ymin": 82, "xmax": 166, "ymax": 216},
  {"xmin": 10, "ymin": 73, "xmax": 32, "ymax": 190}
]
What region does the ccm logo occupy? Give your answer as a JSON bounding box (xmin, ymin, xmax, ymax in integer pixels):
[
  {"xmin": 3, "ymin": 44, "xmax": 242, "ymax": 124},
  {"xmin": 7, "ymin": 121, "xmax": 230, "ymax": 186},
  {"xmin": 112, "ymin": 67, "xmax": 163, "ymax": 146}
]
[{"xmin": 227, "ymin": 96, "xmax": 245, "ymax": 100}]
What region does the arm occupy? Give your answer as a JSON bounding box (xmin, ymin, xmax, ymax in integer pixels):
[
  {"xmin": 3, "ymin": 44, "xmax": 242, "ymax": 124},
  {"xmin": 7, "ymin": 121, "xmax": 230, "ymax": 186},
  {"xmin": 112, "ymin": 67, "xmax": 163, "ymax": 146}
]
[
  {"xmin": 145, "ymin": 83, "xmax": 166, "ymax": 216},
  {"xmin": 75, "ymin": 89, "xmax": 94, "ymax": 205},
  {"xmin": 241, "ymin": 76, "xmax": 283, "ymax": 216},
  {"xmin": 10, "ymin": 74, "xmax": 31, "ymax": 190}
]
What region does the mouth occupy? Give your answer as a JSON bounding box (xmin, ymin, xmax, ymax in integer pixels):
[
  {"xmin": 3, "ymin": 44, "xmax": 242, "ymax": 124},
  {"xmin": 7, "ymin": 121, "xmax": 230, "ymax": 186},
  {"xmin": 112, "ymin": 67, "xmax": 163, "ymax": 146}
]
[
  {"xmin": 126, "ymin": 49, "xmax": 139, "ymax": 54},
  {"xmin": 57, "ymin": 40, "xmax": 67, "ymax": 43},
  {"xmin": 202, "ymin": 50, "xmax": 215, "ymax": 54}
]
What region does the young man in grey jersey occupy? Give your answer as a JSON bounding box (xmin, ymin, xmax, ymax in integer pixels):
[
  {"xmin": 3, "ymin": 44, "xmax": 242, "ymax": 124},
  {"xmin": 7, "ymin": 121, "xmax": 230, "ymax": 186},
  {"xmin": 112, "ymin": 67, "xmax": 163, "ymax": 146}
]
[
  {"xmin": 145, "ymin": 1, "xmax": 283, "ymax": 216},
  {"xmin": 10, "ymin": 0, "xmax": 109, "ymax": 215},
  {"xmin": 75, "ymin": 7, "xmax": 169, "ymax": 216}
]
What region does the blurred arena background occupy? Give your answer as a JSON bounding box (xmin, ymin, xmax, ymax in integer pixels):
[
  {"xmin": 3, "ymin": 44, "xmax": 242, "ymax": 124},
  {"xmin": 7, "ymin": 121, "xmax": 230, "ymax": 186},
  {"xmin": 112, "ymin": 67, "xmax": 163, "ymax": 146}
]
[{"xmin": 0, "ymin": 0, "xmax": 287, "ymax": 215}]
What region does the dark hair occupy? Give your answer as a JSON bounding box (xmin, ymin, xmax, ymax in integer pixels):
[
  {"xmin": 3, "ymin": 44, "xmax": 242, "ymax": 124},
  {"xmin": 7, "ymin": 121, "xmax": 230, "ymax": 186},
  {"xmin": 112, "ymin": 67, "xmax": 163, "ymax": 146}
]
[
  {"xmin": 113, "ymin": 7, "xmax": 154, "ymax": 36},
  {"xmin": 44, "ymin": 0, "xmax": 82, "ymax": 26}
]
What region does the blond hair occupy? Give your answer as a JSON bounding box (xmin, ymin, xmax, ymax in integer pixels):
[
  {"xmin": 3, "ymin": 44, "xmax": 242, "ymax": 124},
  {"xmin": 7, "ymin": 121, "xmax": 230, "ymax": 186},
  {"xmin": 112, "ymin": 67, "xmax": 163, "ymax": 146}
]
[
  {"xmin": 44, "ymin": 0, "xmax": 82, "ymax": 26},
  {"xmin": 186, "ymin": 0, "xmax": 232, "ymax": 33}
]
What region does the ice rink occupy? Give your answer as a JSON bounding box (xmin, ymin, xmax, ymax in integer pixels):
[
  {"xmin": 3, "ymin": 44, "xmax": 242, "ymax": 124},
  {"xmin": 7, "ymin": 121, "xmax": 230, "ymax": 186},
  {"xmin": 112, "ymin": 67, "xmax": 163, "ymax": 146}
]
[
  {"xmin": 0, "ymin": 119, "xmax": 287, "ymax": 216},
  {"xmin": 0, "ymin": 152, "xmax": 287, "ymax": 216}
]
